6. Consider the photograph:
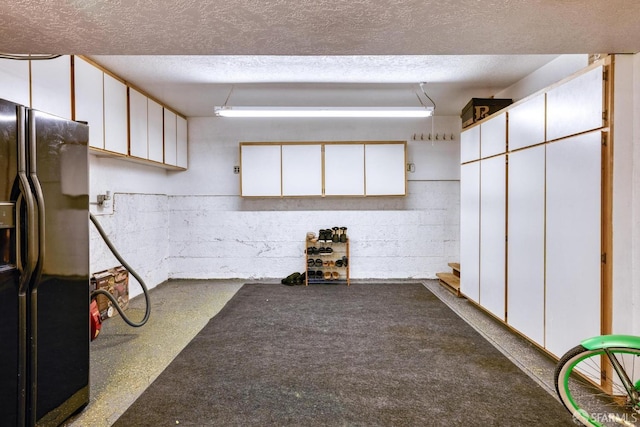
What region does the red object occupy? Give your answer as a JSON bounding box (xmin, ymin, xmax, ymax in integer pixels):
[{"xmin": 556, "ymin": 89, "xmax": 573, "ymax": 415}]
[{"xmin": 90, "ymin": 299, "xmax": 102, "ymax": 341}]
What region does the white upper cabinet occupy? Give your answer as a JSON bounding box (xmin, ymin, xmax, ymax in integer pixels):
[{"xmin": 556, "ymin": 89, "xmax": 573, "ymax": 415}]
[
  {"xmin": 0, "ymin": 58, "xmax": 30, "ymax": 106},
  {"xmin": 547, "ymin": 65, "xmax": 604, "ymax": 141},
  {"xmin": 74, "ymin": 57, "xmax": 105, "ymax": 150},
  {"xmin": 103, "ymin": 73, "xmax": 128, "ymax": 155},
  {"xmin": 147, "ymin": 98, "xmax": 164, "ymax": 163},
  {"xmin": 324, "ymin": 144, "xmax": 365, "ymax": 196},
  {"xmin": 508, "ymin": 93, "xmax": 546, "ymax": 151},
  {"xmin": 129, "ymin": 87, "xmax": 148, "ymax": 159},
  {"xmin": 163, "ymin": 109, "xmax": 177, "ymax": 166},
  {"xmin": 460, "ymin": 125, "xmax": 480, "ymax": 163},
  {"xmin": 176, "ymin": 115, "xmax": 188, "ymax": 169},
  {"xmin": 241, "ymin": 145, "xmax": 282, "ymax": 197},
  {"xmin": 282, "ymin": 144, "xmax": 322, "ymax": 196},
  {"xmin": 31, "ymin": 55, "xmax": 72, "ymax": 119},
  {"xmin": 480, "ymin": 112, "xmax": 507, "ymax": 158},
  {"xmin": 365, "ymin": 143, "xmax": 406, "ymax": 196}
]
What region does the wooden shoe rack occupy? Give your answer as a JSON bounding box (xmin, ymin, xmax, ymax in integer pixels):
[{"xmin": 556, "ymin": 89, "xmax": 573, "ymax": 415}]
[{"xmin": 305, "ymin": 231, "xmax": 350, "ymax": 286}]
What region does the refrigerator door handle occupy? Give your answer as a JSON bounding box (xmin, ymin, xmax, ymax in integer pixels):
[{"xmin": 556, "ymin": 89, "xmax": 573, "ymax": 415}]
[
  {"xmin": 28, "ymin": 110, "xmax": 45, "ymax": 287},
  {"xmin": 16, "ymin": 106, "xmax": 38, "ymax": 292},
  {"xmin": 16, "ymin": 105, "xmax": 38, "ymax": 427}
]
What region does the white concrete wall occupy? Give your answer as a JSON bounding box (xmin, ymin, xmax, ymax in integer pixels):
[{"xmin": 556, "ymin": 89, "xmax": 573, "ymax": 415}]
[{"xmin": 167, "ymin": 116, "xmax": 461, "ymax": 280}]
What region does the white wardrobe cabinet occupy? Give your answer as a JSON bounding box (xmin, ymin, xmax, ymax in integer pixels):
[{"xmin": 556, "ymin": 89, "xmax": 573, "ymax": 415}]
[
  {"xmin": 0, "ymin": 58, "xmax": 30, "ymax": 106},
  {"xmin": 460, "ymin": 162, "xmax": 480, "ymax": 303},
  {"xmin": 480, "ymin": 112, "xmax": 506, "ymax": 158},
  {"xmin": 74, "ymin": 56, "xmax": 105, "ymax": 150},
  {"xmin": 31, "ymin": 55, "xmax": 72, "ymax": 120},
  {"xmin": 507, "ymin": 145, "xmax": 546, "ymax": 345},
  {"xmin": 508, "ymin": 94, "xmax": 545, "ymax": 151}
]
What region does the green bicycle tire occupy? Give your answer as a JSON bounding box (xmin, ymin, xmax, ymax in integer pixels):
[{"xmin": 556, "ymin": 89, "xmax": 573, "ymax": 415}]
[{"xmin": 554, "ymin": 344, "xmax": 640, "ymax": 426}]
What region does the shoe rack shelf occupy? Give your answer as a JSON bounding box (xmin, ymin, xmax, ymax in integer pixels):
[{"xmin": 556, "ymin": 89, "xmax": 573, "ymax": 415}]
[{"xmin": 305, "ymin": 228, "xmax": 350, "ymax": 286}]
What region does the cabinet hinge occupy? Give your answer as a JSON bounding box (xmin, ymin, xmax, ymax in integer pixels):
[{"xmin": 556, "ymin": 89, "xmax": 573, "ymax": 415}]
[
  {"xmin": 603, "ymin": 69, "xmax": 609, "ymax": 81},
  {"xmin": 601, "ymin": 253, "xmax": 607, "ymax": 264},
  {"xmin": 602, "ymin": 110, "xmax": 608, "ymax": 121},
  {"xmin": 602, "ymin": 134, "xmax": 607, "ymax": 147}
]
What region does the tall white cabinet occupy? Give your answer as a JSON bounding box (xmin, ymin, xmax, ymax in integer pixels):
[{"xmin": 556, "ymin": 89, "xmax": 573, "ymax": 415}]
[{"xmin": 460, "ymin": 62, "xmax": 607, "ymax": 357}]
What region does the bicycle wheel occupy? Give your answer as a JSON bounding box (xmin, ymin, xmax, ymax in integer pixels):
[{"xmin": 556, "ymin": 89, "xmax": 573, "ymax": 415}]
[{"xmin": 555, "ymin": 344, "xmax": 640, "ymax": 426}]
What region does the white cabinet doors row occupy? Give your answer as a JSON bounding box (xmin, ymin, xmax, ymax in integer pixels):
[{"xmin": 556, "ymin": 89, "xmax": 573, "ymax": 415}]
[
  {"xmin": 461, "ymin": 131, "xmax": 602, "ymax": 357},
  {"xmin": 240, "ymin": 143, "xmax": 406, "ymax": 197},
  {"xmin": 460, "ymin": 64, "xmax": 604, "ymax": 162},
  {"xmin": 0, "ymin": 56, "xmax": 188, "ymax": 169}
]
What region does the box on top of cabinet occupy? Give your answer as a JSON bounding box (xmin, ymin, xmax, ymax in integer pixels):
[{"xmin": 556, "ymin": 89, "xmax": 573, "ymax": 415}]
[{"xmin": 461, "ymin": 98, "xmax": 512, "ymax": 129}]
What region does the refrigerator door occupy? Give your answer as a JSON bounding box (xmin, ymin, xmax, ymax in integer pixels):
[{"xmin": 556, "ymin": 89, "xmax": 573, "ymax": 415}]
[
  {"xmin": 0, "ymin": 98, "xmax": 25, "ymax": 427},
  {"xmin": 28, "ymin": 109, "xmax": 90, "ymax": 426}
]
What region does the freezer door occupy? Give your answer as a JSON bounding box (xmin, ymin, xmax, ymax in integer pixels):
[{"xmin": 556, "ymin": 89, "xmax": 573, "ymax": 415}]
[{"xmin": 28, "ymin": 109, "xmax": 90, "ymax": 426}]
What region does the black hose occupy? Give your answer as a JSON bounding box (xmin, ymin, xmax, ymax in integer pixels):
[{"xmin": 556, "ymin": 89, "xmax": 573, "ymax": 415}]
[{"xmin": 89, "ymin": 212, "xmax": 150, "ymax": 327}]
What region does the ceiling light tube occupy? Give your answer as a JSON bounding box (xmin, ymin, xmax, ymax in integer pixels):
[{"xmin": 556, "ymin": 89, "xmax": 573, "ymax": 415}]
[{"xmin": 214, "ymin": 106, "xmax": 433, "ymax": 118}]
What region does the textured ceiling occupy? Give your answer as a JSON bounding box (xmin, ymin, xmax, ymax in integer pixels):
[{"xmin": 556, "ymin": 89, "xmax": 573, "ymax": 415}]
[{"xmin": 2, "ymin": 1, "xmax": 639, "ymax": 116}]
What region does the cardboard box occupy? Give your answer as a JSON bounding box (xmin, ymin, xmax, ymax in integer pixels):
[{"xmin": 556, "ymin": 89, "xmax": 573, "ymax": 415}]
[
  {"xmin": 90, "ymin": 266, "xmax": 129, "ymax": 320},
  {"xmin": 461, "ymin": 98, "xmax": 512, "ymax": 128}
]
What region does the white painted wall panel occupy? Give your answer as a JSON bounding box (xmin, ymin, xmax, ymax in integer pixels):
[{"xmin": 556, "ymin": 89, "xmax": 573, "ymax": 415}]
[
  {"xmin": 325, "ymin": 144, "xmax": 365, "ymax": 196},
  {"xmin": 460, "ymin": 125, "xmax": 480, "ymax": 163},
  {"xmin": 365, "ymin": 143, "xmax": 406, "ymax": 196},
  {"xmin": 547, "ymin": 65, "xmax": 604, "ymax": 141},
  {"xmin": 282, "ymin": 144, "xmax": 322, "ymax": 196},
  {"xmin": 31, "ymin": 55, "xmax": 71, "ymax": 119},
  {"xmin": 460, "ymin": 162, "xmax": 480, "ymax": 303},
  {"xmin": 545, "ymin": 131, "xmax": 601, "ymax": 357},
  {"xmin": 73, "ymin": 57, "xmax": 104, "ymax": 150},
  {"xmin": 0, "ymin": 58, "xmax": 30, "ymax": 106},
  {"xmin": 507, "ymin": 146, "xmax": 546, "ymax": 345},
  {"xmin": 508, "ymin": 94, "xmax": 546, "ymax": 151},
  {"xmin": 480, "ymin": 112, "xmax": 507, "ymax": 158},
  {"xmin": 240, "ymin": 145, "xmax": 281, "ymax": 196},
  {"xmin": 479, "ymin": 155, "xmax": 506, "ymax": 320}
]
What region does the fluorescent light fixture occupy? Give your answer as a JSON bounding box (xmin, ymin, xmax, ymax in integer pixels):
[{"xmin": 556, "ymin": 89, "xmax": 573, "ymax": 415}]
[{"xmin": 213, "ymin": 106, "xmax": 433, "ymax": 118}]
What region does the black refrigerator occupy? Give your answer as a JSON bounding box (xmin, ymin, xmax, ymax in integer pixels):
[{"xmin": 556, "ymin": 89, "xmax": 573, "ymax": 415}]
[{"xmin": 0, "ymin": 98, "xmax": 90, "ymax": 427}]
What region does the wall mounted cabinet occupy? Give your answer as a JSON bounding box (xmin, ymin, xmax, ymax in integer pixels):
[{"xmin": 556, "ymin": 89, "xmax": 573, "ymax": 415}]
[
  {"xmin": 147, "ymin": 99, "xmax": 164, "ymax": 163},
  {"xmin": 0, "ymin": 58, "xmax": 30, "ymax": 106},
  {"xmin": 176, "ymin": 116, "xmax": 188, "ymax": 168},
  {"xmin": 74, "ymin": 56, "xmax": 105, "ymax": 150},
  {"xmin": 31, "ymin": 55, "xmax": 72, "ymax": 120},
  {"xmin": 103, "ymin": 74, "xmax": 128, "ymax": 155},
  {"xmin": 240, "ymin": 145, "xmax": 282, "ymax": 197},
  {"xmin": 240, "ymin": 142, "xmax": 406, "ymax": 197},
  {"xmin": 129, "ymin": 87, "xmax": 149, "ymax": 159},
  {"xmin": 163, "ymin": 109, "xmax": 177, "ymax": 166},
  {"xmin": 459, "ymin": 60, "xmax": 608, "ymax": 357}
]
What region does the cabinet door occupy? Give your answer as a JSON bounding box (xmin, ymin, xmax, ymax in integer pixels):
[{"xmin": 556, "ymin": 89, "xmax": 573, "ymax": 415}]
[
  {"xmin": 240, "ymin": 145, "xmax": 281, "ymax": 197},
  {"xmin": 147, "ymin": 99, "xmax": 164, "ymax": 162},
  {"xmin": 507, "ymin": 146, "xmax": 545, "ymax": 345},
  {"xmin": 545, "ymin": 131, "xmax": 601, "ymax": 357},
  {"xmin": 164, "ymin": 109, "xmax": 177, "ymax": 166},
  {"xmin": 365, "ymin": 143, "xmax": 406, "ymax": 196},
  {"xmin": 176, "ymin": 116, "xmax": 188, "ymax": 168},
  {"xmin": 282, "ymin": 145, "xmax": 322, "ymax": 196},
  {"xmin": 460, "ymin": 162, "xmax": 480, "ymax": 303},
  {"xmin": 480, "ymin": 112, "xmax": 506, "ymax": 158},
  {"xmin": 324, "ymin": 144, "xmax": 365, "ymax": 196},
  {"xmin": 508, "ymin": 94, "xmax": 545, "ymax": 151},
  {"xmin": 129, "ymin": 88, "xmax": 148, "ymax": 159},
  {"xmin": 479, "ymin": 155, "xmax": 506, "ymax": 320},
  {"xmin": 460, "ymin": 125, "xmax": 480, "ymax": 163},
  {"xmin": 547, "ymin": 65, "xmax": 604, "ymax": 141},
  {"xmin": 103, "ymin": 74, "xmax": 128, "ymax": 154},
  {"xmin": 0, "ymin": 58, "xmax": 30, "ymax": 106},
  {"xmin": 74, "ymin": 57, "xmax": 104, "ymax": 150},
  {"xmin": 31, "ymin": 55, "xmax": 72, "ymax": 119}
]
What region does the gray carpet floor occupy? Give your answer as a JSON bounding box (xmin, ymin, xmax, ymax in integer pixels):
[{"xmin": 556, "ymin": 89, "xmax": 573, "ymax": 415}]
[{"xmin": 113, "ymin": 283, "xmax": 574, "ymax": 426}]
